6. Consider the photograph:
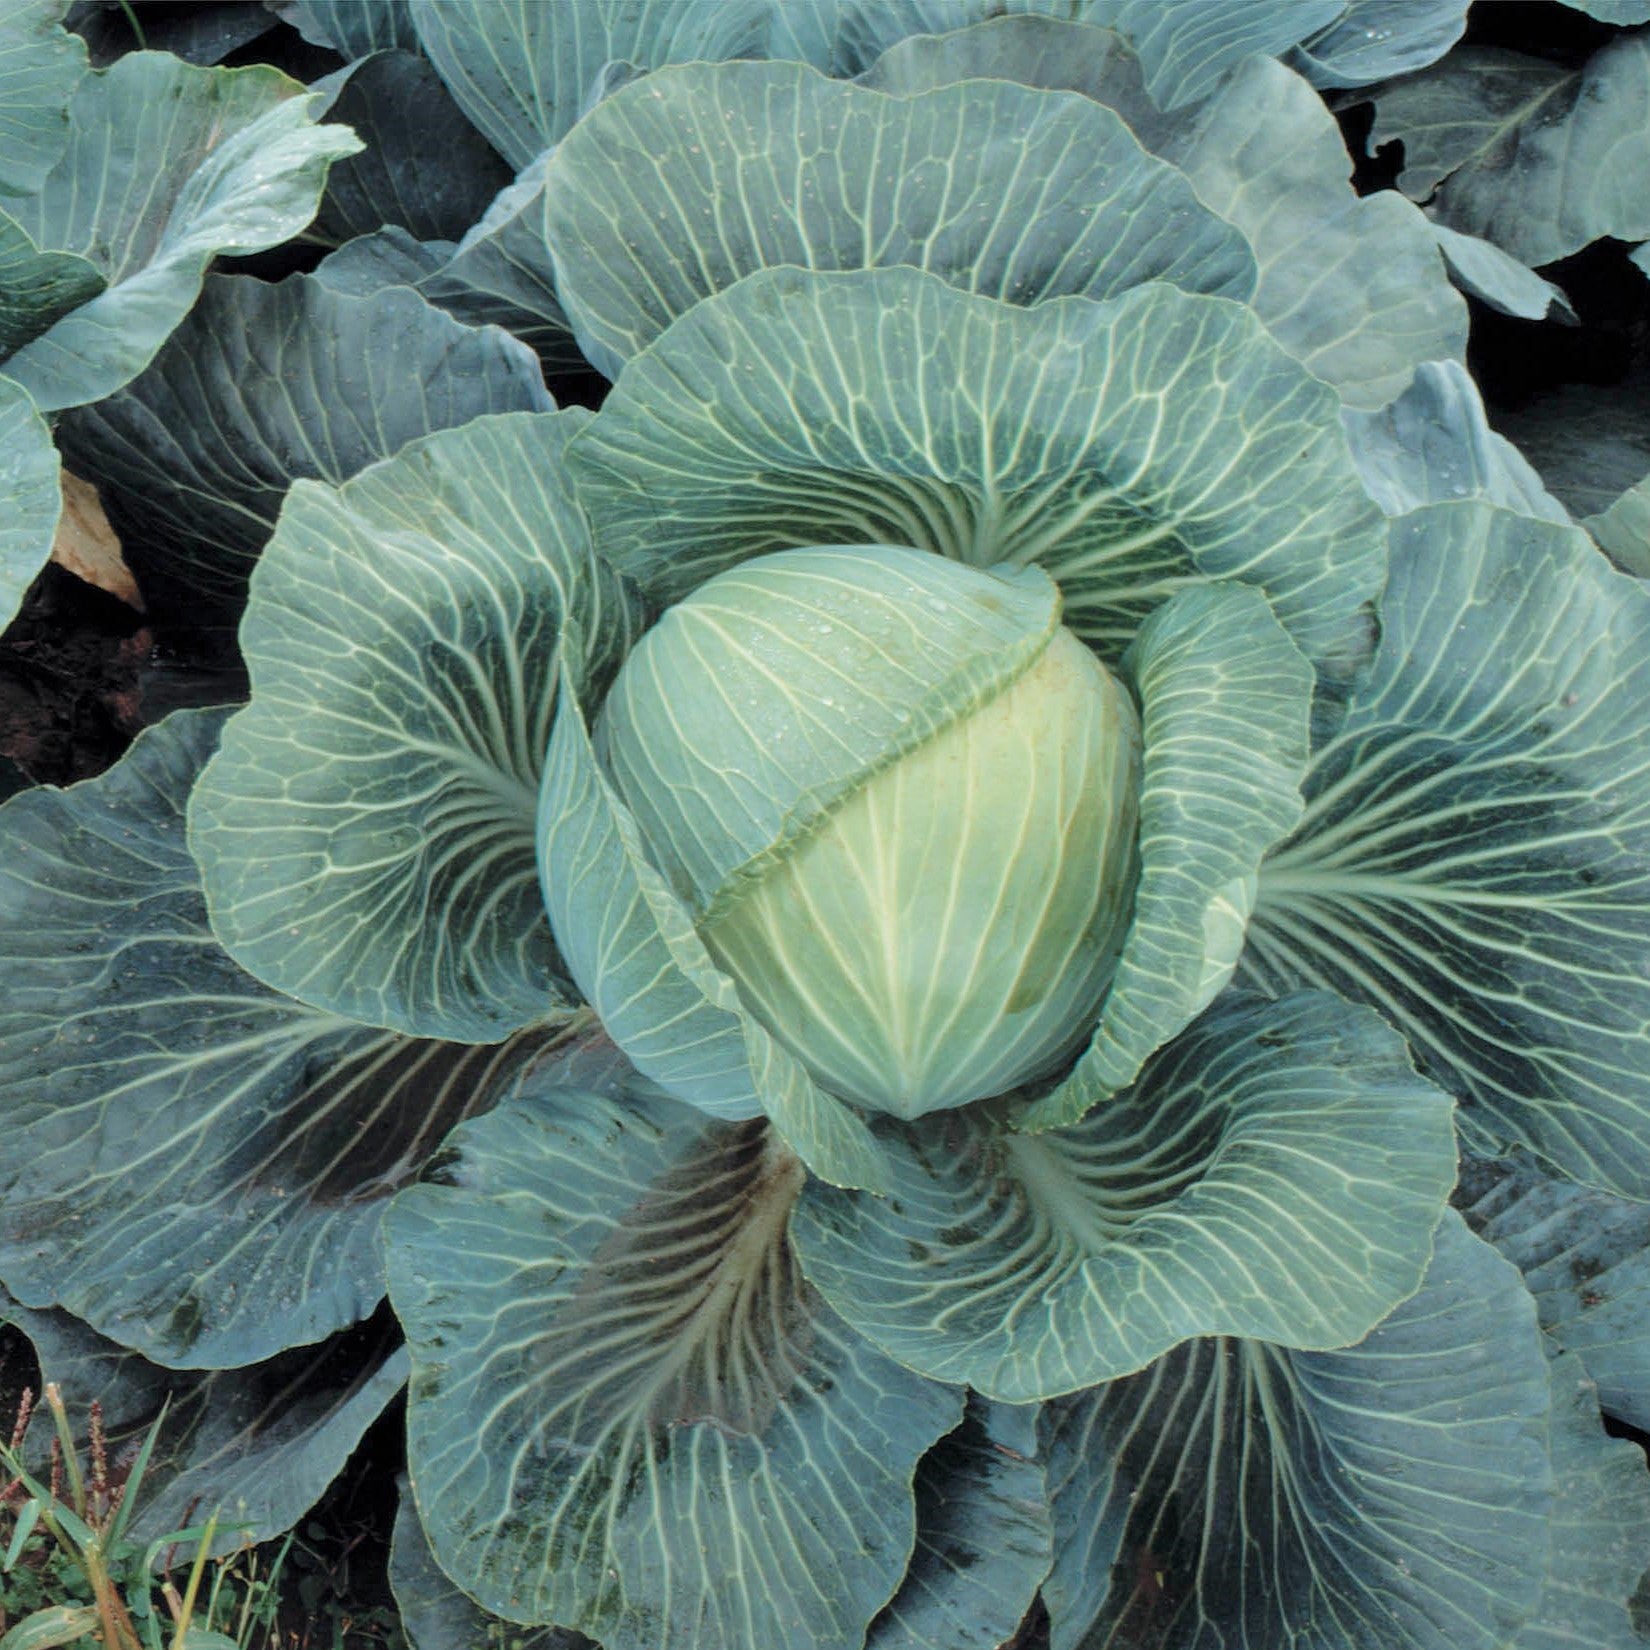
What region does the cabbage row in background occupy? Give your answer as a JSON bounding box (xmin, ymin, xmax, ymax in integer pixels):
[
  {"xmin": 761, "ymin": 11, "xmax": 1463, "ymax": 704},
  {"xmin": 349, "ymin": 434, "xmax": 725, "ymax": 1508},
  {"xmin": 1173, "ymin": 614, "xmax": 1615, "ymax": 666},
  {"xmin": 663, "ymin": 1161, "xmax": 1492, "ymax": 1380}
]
[{"xmin": 3, "ymin": 2, "xmax": 1650, "ymax": 1648}]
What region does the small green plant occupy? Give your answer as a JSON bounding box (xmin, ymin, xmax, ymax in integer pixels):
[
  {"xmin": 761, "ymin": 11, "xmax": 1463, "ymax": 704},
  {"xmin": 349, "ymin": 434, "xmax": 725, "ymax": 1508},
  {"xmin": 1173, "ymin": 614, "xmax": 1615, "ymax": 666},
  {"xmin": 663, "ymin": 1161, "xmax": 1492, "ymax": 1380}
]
[{"xmin": 0, "ymin": 1383, "xmax": 249, "ymax": 1650}]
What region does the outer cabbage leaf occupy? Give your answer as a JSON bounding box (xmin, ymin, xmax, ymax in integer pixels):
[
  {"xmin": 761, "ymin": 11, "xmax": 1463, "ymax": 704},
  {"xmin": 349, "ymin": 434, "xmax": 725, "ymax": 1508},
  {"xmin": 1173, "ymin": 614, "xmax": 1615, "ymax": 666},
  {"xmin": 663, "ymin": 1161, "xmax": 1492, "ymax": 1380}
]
[
  {"xmin": 1459, "ymin": 1153, "xmax": 1650, "ymax": 1432},
  {"xmin": 310, "ymin": 49, "xmax": 513, "ymax": 247},
  {"xmin": 390, "ymin": 1491, "xmax": 591, "ymax": 1650},
  {"xmin": 409, "ymin": 0, "xmax": 772, "ymax": 169},
  {"xmin": 0, "ymin": 0, "xmax": 85, "ymax": 194},
  {"xmin": 794, "ymin": 990, "xmax": 1455, "ymax": 1401},
  {"xmin": 571, "ymin": 266, "xmax": 1385, "ymax": 676},
  {"xmin": 1511, "ymin": 1351, "xmax": 1650, "ymax": 1650},
  {"xmin": 542, "ymin": 59, "xmax": 1256, "ymax": 380},
  {"xmin": 314, "ymin": 224, "xmax": 453, "ymax": 297},
  {"xmin": 1041, "ymin": 1213, "xmax": 1553, "ymax": 1650},
  {"xmin": 1427, "ymin": 221, "xmax": 1575, "ymax": 321},
  {"xmin": 1245, "ymin": 503, "xmax": 1650, "ymax": 1200},
  {"xmin": 54, "ymin": 272, "xmax": 549, "ymax": 624},
  {"xmin": 1342, "ymin": 360, "xmax": 1570, "ymax": 524},
  {"xmin": 385, "ymin": 1076, "xmax": 960, "ymax": 1649},
  {"xmin": 190, "ymin": 412, "xmax": 635, "ymax": 1045},
  {"xmin": 0, "ymin": 709, "xmax": 572, "ymax": 1368},
  {"xmin": 0, "ymin": 375, "xmax": 60, "ymax": 632},
  {"xmin": 1370, "ymin": 39, "xmax": 1650, "ymax": 267},
  {"xmin": 282, "ymin": 0, "xmax": 417, "ymax": 56},
  {"xmin": 539, "ymin": 650, "xmax": 892, "ymax": 1191},
  {"xmin": 1290, "ymin": 0, "xmax": 1468, "ymax": 88},
  {"xmin": 864, "ymin": 1397, "xmax": 1051, "ymax": 1650},
  {"xmin": 861, "ymin": 27, "xmax": 1465, "ymax": 411},
  {"xmin": 0, "ymin": 207, "xmax": 103, "ymax": 358},
  {"xmin": 416, "ymin": 151, "xmax": 586, "ymax": 375},
  {"xmin": 4, "ymin": 1294, "xmax": 408, "ymax": 1554},
  {"xmin": 1020, "ymin": 582, "xmax": 1311, "ymax": 1130},
  {"xmin": 0, "ymin": 53, "xmax": 360, "ymax": 411}
]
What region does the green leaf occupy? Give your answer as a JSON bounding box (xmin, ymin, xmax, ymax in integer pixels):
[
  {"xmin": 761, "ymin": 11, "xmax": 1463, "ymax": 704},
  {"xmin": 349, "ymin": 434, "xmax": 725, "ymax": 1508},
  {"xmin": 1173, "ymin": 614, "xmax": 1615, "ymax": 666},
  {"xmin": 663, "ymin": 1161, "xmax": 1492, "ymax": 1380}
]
[
  {"xmin": 1458, "ymin": 1153, "xmax": 1650, "ymax": 1432},
  {"xmin": 0, "ymin": 376, "xmax": 59, "ymax": 633},
  {"xmin": 860, "ymin": 26, "xmax": 1466, "ymax": 412},
  {"xmin": 573, "ymin": 265, "xmax": 1385, "ymax": 674},
  {"xmin": 1245, "ymin": 502, "xmax": 1650, "ymax": 1199},
  {"xmin": 1, "ymin": 53, "xmax": 361, "ymax": 411},
  {"xmin": 865, "ymin": 1396, "xmax": 1052, "ymax": 1650},
  {"xmin": 861, "ymin": 23, "xmax": 1464, "ymax": 413},
  {"xmin": 1370, "ymin": 39, "xmax": 1650, "ymax": 266},
  {"xmin": 1290, "ymin": 0, "xmax": 1468, "ymax": 88},
  {"xmin": 539, "ymin": 652, "xmax": 894, "ymax": 1190},
  {"xmin": 0, "ymin": 709, "xmax": 571, "ymax": 1367},
  {"xmin": 1104, "ymin": 0, "xmax": 1342, "ymax": 109},
  {"xmin": 0, "ymin": 206, "xmax": 102, "ymax": 358},
  {"xmin": 0, "ymin": 0, "xmax": 86, "ymax": 195},
  {"xmin": 313, "ymin": 224, "xmax": 452, "ymax": 298},
  {"xmin": 543, "ymin": 58, "xmax": 1255, "ymax": 380},
  {"xmin": 1157, "ymin": 55, "xmax": 1466, "ymax": 409},
  {"xmin": 409, "ymin": 0, "xmax": 772, "ymax": 170},
  {"xmin": 416, "ymin": 150, "xmax": 587, "ymax": 375},
  {"xmin": 385, "ymin": 1076, "xmax": 961, "ymax": 1648},
  {"xmin": 794, "ymin": 990, "xmax": 1456, "ymax": 1401},
  {"xmin": 286, "ymin": 0, "xmax": 417, "ymax": 56},
  {"xmin": 3, "ymin": 1293, "xmax": 407, "ymax": 1553},
  {"xmin": 1513, "ymin": 1350, "xmax": 1650, "ymax": 1650},
  {"xmin": 1041, "ymin": 1212, "xmax": 1553, "ymax": 1650},
  {"xmin": 391, "ymin": 1489, "xmax": 592, "ymax": 1650},
  {"xmin": 189, "ymin": 411, "xmax": 634, "ymax": 1044},
  {"xmin": 311, "ymin": 50, "xmax": 513, "ymax": 247},
  {"xmin": 0, "ymin": 1605, "xmax": 102, "ymax": 1650},
  {"xmin": 1019, "ymin": 582, "xmax": 1312, "ymax": 1130},
  {"xmin": 1342, "ymin": 360, "xmax": 1570, "ymax": 524},
  {"xmin": 54, "ymin": 272, "xmax": 549, "ymax": 625},
  {"xmin": 1428, "ymin": 221, "xmax": 1575, "ymax": 321}
]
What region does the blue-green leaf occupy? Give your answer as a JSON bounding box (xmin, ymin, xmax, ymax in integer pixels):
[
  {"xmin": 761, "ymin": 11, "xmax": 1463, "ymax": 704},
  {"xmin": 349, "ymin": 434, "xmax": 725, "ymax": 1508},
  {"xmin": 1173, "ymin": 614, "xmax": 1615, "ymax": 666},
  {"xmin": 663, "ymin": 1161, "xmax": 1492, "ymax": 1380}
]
[
  {"xmin": 390, "ymin": 1490, "xmax": 591, "ymax": 1650},
  {"xmin": 544, "ymin": 59, "xmax": 1255, "ymax": 380},
  {"xmin": 55, "ymin": 272, "xmax": 548, "ymax": 623},
  {"xmin": 0, "ymin": 376, "xmax": 59, "ymax": 632},
  {"xmin": 1, "ymin": 53, "xmax": 360, "ymax": 411},
  {"xmin": 190, "ymin": 412, "xmax": 633, "ymax": 1044},
  {"xmin": 1342, "ymin": 360, "xmax": 1570, "ymax": 524},
  {"xmin": 409, "ymin": 0, "xmax": 771, "ymax": 169},
  {"xmin": 1245, "ymin": 503, "xmax": 1650, "ymax": 1199},
  {"xmin": 284, "ymin": 0, "xmax": 417, "ymax": 56},
  {"xmin": 0, "ymin": 0, "xmax": 86, "ymax": 194},
  {"xmin": 861, "ymin": 28, "xmax": 1466, "ymax": 412},
  {"xmin": 573, "ymin": 266, "xmax": 1385, "ymax": 674},
  {"xmin": 1513, "ymin": 1350, "xmax": 1650, "ymax": 1650},
  {"xmin": 1370, "ymin": 39, "xmax": 1650, "ymax": 266},
  {"xmin": 1042, "ymin": 1212, "xmax": 1553, "ymax": 1650},
  {"xmin": 4, "ymin": 1292, "xmax": 408, "ymax": 1553},
  {"xmin": 1458, "ymin": 1153, "xmax": 1650, "ymax": 1433},
  {"xmin": 866, "ymin": 1397, "xmax": 1051, "ymax": 1650},
  {"xmin": 385, "ymin": 1077, "xmax": 960, "ymax": 1648},
  {"xmin": 311, "ymin": 50, "xmax": 512, "ymax": 247},
  {"xmin": 1020, "ymin": 582, "xmax": 1311, "ymax": 1129},
  {"xmin": 794, "ymin": 991, "xmax": 1456, "ymax": 1400},
  {"xmin": 0, "ymin": 709, "xmax": 568, "ymax": 1367}
]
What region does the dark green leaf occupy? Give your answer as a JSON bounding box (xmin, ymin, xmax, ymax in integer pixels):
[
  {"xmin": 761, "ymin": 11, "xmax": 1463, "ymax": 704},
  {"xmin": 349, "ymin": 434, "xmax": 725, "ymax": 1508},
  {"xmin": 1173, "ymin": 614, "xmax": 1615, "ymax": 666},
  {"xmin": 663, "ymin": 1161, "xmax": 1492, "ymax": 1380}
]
[
  {"xmin": 386, "ymin": 1077, "xmax": 960, "ymax": 1648},
  {"xmin": 1042, "ymin": 1213, "xmax": 1553, "ymax": 1650},
  {"xmin": 1245, "ymin": 503, "xmax": 1650, "ymax": 1199},
  {"xmin": 0, "ymin": 709, "xmax": 572, "ymax": 1367},
  {"xmin": 795, "ymin": 991, "xmax": 1455, "ymax": 1399}
]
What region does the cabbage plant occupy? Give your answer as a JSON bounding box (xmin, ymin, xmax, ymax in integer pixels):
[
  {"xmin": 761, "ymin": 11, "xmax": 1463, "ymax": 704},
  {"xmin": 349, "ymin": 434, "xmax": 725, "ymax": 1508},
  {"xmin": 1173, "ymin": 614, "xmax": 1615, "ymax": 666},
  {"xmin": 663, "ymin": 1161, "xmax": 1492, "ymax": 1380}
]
[{"xmin": 4, "ymin": 6, "xmax": 1650, "ymax": 1650}]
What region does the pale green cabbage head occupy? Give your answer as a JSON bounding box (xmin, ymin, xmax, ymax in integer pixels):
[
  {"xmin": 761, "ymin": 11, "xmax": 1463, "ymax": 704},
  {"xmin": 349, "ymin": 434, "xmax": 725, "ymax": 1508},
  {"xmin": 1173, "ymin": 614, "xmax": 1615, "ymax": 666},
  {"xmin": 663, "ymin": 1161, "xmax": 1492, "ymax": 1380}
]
[{"xmin": 597, "ymin": 543, "xmax": 1141, "ymax": 1119}]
